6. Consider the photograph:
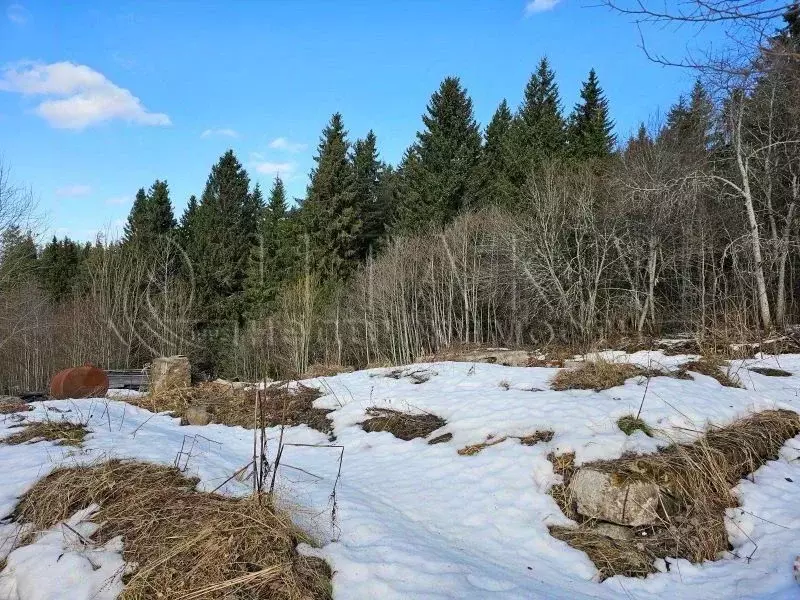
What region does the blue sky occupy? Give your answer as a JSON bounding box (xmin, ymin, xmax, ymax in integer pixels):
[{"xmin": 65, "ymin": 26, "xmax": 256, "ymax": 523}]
[{"xmin": 0, "ymin": 0, "xmax": 723, "ymax": 242}]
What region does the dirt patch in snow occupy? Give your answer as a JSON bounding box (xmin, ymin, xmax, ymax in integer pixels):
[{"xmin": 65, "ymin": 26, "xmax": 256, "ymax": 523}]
[
  {"xmin": 458, "ymin": 431, "xmax": 554, "ymax": 456},
  {"xmin": 128, "ymin": 381, "xmax": 333, "ymax": 434},
  {"xmin": 550, "ymin": 360, "xmax": 689, "ymax": 392},
  {"xmin": 679, "ymin": 357, "xmax": 742, "ymax": 388},
  {"xmin": 10, "ymin": 460, "xmax": 331, "ymax": 599},
  {"xmin": 361, "ymin": 407, "xmax": 447, "ymax": 442},
  {"xmin": 2, "ymin": 421, "xmax": 88, "ymax": 446},
  {"xmin": 0, "ymin": 401, "xmax": 31, "ymax": 415},
  {"xmin": 748, "ymin": 366, "xmax": 793, "ymax": 377},
  {"xmin": 548, "ymin": 409, "xmax": 800, "ymax": 580}
]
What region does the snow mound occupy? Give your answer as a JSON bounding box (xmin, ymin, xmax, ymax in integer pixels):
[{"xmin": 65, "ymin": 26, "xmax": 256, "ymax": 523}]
[{"xmin": 0, "ymin": 350, "xmax": 799, "ymax": 599}]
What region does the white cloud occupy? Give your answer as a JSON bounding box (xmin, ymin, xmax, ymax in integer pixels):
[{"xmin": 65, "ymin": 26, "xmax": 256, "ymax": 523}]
[
  {"xmin": 105, "ymin": 195, "xmax": 131, "ymax": 206},
  {"xmin": 253, "ymin": 161, "xmax": 295, "ymax": 176},
  {"xmin": 56, "ymin": 184, "xmax": 92, "ymax": 197},
  {"xmin": 268, "ymin": 137, "xmax": 306, "ymax": 153},
  {"xmin": 201, "ymin": 127, "xmax": 238, "ymax": 138},
  {"xmin": 7, "ymin": 4, "xmax": 29, "ymax": 25},
  {"xmin": 525, "ymin": 0, "xmax": 562, "ymax": 15},
  {"xmin": 0, "ymin": 61, "xmax": 171, "ymax": 130}
]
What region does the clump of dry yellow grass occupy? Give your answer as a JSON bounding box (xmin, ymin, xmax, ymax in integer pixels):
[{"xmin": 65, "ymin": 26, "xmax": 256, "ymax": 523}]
[
  {"xmin": 550, "ymin": 360, "xmax": 643, "ymax": 391},
  {"xmin": 679, "ymin": 356, "xmax": 742, "ymax": 388},
  {"xmin": 550, "ymin": 359, "xmax": 691, "ymax": 392},
  {"xmin": 128, "ymin": 381, "xmax": 333, "ymax": 433},
  {"xmin": 3, "ymin": 421, "xmax": 87, "ymax": 446},
  {"xmin": 0, "ymin": 402, "xmax": 31, "ymax": 415},
  {"xmin": 549, "ymin": 409, "xmax": 800, "ymax": 580},
  {"xmin": 12, "ymin": 460, "xmax": 331, "ymax": 600}
]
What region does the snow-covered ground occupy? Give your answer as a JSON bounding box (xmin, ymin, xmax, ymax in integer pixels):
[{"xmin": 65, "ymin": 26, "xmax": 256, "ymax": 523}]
[{"xmin": 1, "ymin": 351, "xmax": 800, "ymax": 599}]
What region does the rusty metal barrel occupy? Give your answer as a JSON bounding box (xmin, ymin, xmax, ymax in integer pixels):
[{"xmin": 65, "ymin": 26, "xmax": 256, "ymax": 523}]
[{"xmin": 49, "ymin": 363, "xmax": 109, "ymax": 400}]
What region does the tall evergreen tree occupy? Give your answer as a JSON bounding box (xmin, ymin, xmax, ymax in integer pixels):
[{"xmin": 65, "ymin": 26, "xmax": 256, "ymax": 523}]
[
  {"xmin": 351, "ymin": 130, "xmax": 385, "ymax": 257},
  {"xmin": 246, "ymin": 176, "xmax": 298, "ymax": 315},
  {"xmin": 123, "ymin": 180, "xmax": 176, "ymax": 246},
  {"xmin": 189, "ymin": 150, "xmax": 253, "ymax": 326},
  {"xmin": 568, "ymin": 69, "xmax": 616, "ymax": 160},
  {"xmin": 302, "ymin": 113, "xmax": 361, "ymax": 279},
  {"xmin": 661, "ymin": 81, "xmax": 714, "ymax": 160},
  {"xmin": 395, "ymin": 77, "xmax": 481, "ymax": 231},
  {"xmin": 37, "ymin": 236, "xmax": 83, "ymax": 303},
  {"xmin": 471, "ymin": 99, "xmax": 516, "ymax": 207},
  {"xmin": 510, "ymin": 57, "xmax": 567, "ymax": 187}
]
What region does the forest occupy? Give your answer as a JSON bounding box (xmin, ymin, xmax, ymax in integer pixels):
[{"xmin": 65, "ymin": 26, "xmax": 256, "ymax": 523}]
[{"xmin": 1, "ymin": 5, "xmax": 799, "ymax": 392}]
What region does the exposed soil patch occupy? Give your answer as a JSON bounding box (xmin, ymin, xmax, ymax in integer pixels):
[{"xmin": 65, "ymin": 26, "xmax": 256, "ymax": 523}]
[
  {"xmin": 458, "ymin": 431, "xmax": 554, "ymax": 456},
  {"xmin": 550, "ymin": 361, "xmax": 687, "ymax": 392},
  {"xmin": 361, "ymin": 407, "xmax": 446, "ymax": 441},
  {"xmin": 0, "ymin": 402, "xmax": 32, "ymax": 415},
  {"xmin": 679, "ymin": 357, "xmax": 742, "ymax": 388},
  {"xmin": 129, "ymin": 381, "xmax": 333, "ymax": 434},
  {"xmin": 548, "ymin": 409, "xmax": 800, "ymax": 580},
  {"xmin": 11, "ymin": 460, "xmax": 331, "ymax": 599},
  {"xmin": 748, "ymin": 367, "xmax": 792, "ymax": 377},
  {"xmin": 2, "ymin": 421, "xmax": 87, "ymax": 446},
  {"xmin": 383, "ymin": 368, "xmax": 435, "ymax": 384}
]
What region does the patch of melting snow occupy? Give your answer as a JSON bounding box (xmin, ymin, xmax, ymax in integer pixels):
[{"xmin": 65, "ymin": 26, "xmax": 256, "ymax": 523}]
[{"xmin": 0, "ymin": 350, "xmax": 799, "ymax": 599}]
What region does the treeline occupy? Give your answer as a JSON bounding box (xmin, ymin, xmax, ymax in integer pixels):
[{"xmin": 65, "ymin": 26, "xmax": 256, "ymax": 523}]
[{"xmin": 1, "ymin": 9, "xmax": 799, "ymax": 390}]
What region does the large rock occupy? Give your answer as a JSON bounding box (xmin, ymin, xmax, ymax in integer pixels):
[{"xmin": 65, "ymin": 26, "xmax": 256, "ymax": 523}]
[
  {"xmin": 568, "ymin": 468, "xmax": 666, "ymax": 527},
  {"xmin": 150, "ymin": 355, "xmax": 190, "ymax": 394},
  {"xmin": 185, "ymin": 405, "xmax": 211, "ymax": 426}
]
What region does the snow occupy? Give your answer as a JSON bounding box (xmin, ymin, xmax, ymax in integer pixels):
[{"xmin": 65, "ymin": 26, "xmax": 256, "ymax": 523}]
[{"xmin": 1, "ymin": 351, "xmax": 800, "ymax": 599}]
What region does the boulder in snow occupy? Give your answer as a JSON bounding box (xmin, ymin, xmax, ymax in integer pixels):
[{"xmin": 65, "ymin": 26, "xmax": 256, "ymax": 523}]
[
  {"xmin": 185, "ymin": 405, "xmax": 211, "ymax": 426},
  {"xmin": 568, "ymin": 468, "xmax": 668, "ymax": 527},
  {"xmin": 150, "ymin": 355, "xmax": 190, "ymax": 394}
]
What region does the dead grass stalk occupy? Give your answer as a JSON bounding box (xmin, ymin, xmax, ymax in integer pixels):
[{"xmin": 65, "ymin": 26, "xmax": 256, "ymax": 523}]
[{"xmin": 12, "ymin": 460, "xmax": 331, "ymax": 599}]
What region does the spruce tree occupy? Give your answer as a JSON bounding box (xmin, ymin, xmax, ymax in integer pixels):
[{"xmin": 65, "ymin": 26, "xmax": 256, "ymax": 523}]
[
  {"xmin": 351, "ymin": 130, "xmax": 385, "ymax": 258},
  {"xmin": 661, "ymin": 81, "xmax": 714, "ymax": 161},
  {"xmin": 510, "ymin": 57, "xmax": 567, "ymax": 187},
  {"xmin": 190, "ymin": 150, "xmax": 253, "ymax": 326},
  {"xmin": 568, "ymin": 69, "xmax": 616, "ymax": 160},
  {"xmin": 302, "ymin": 113, "xmax": 361, "ymax": 279},
  {"xmin": 471, "ymin": 99, "xmax": 516, "ymax": 207},
  {"xmin": 246, "ymin": 176, "xmax": 298, "ymax": 315},
  {"xmin": 37, "ymin": 236, "xmax": 83, "ymax": 303},
  {"xmin": 123, "ymin": 181, "xmax": 176, "ymax": 246},
  {"xmin": 395, "ymin": 77, "xmax": 481, "ymax": 231}
]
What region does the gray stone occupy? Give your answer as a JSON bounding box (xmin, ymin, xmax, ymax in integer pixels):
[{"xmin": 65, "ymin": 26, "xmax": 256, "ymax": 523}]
[
  {"xmin": 592, "ymin": 522, "xmax": 634, "ymax": 540},
  {"xmin": 568, "ymin": 468, "xmax": 664, "ymax": 527},
  {"xmin": 185, "ymin": 405, "xmax": 211, "ymax": 426},
  {"xmin": 150, "ymin": 356, "xmax": 190, "ymax": 394},
  {"xmin": 563, "ymin": 359, "xmax": 585, "ymax": 369}
]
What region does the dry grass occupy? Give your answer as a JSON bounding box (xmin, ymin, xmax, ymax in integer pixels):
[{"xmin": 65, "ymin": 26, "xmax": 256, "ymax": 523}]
[
  {"xmin": 361, "ymin": 407, "xmax": 446, "ymax": 441},
  {"xmin": 11, "ymin": 460, "xmax": 331, "ymax": 599},
  {"xmin": 2, "ymin": 421, "xmax": 88, "ymax": 446},
  {"xmin": 0, "ymin": 402, "xmax": 32, "ymax": 415},
  {"xmin": 129, "ymin": 382, "xmax": 333, "ymax": 434},
  {"xmin": 748, "ymin": 367, "xmax": 792, "ymax": 377},
  {"xmin": 458, "ymin": 431, "xmax": 554, "ymax": 456},
  {"xmin": 547, "ymin": 452, "xmax": 578, "ymax": 521},
  {"xmin": 551, "ymin": 361, "xmax": 643, "ymax": 391},
  {"xmin": 549, "ymin": 409, "xmax": 800, "ymax": 580},
  {"xmin": 617, "ymin": 415, "xmax": 653, "ymax": 437},
  {"xmin": 679, "ymin": 356, "xmax": 742, "ymax": 388}
]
